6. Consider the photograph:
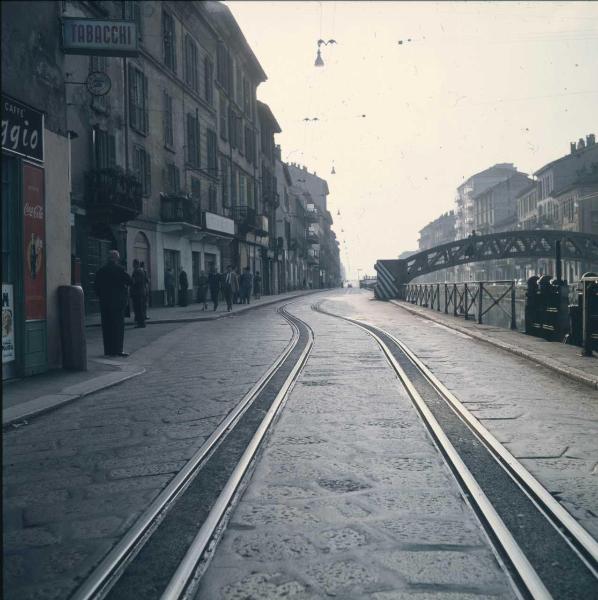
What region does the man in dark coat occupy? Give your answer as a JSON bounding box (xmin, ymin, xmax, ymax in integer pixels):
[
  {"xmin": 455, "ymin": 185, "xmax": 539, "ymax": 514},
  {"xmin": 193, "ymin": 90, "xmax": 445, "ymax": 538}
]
[
  {"xmin": 207, "ymin": 264, "xmax": 221, "ymax": 311},
  {"xmin": 130, "ymin": 259, "xmax": 147, "ymax": 328},
  {"xmin": 179, "ymin": 267, "xmax": 189, "ymax": 306},
  {"xmin": 164, "ymin": 268, "xmax": 175, "ymax": 307},
  {"xmin": 239, "ymin": 267, "xmax": 253, "ymax": 304},
  {"xmin": 94, "ymin": 250, "xmax": 132, "ymax": 357},
  {"xmin": 221, "ymin": 265, "xmax": 237, "ymax": 312}
]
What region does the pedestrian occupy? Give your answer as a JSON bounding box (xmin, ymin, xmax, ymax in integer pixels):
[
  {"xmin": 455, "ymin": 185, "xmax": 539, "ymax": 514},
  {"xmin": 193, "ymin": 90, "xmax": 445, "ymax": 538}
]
[
  {"xmin": 179, "ymin": 267, "xmax": 189, "ymax": 307},
  {"xmin": 233, "ymin": 267, "xmax": 242, "ymax": 304},
  {"xmin": 140, "ymin": 261, "xmax": 150, "ymax": 318},
  {"xmin": 197, "ymin": 269, "xmax": 208, "ymax": 310},
  {"xmin": 253, "ymin": 270, "xmax": 262, "ymax": 300},
  {"xmin": 208, "ymin": 264, "xmax": 221, "ymax": 311},
  {"xmin": 130, "ymin": 259, "xmax": 147, "ymax": 328},
  {"xmin": 240, "ymin": 267, "xmax": 253, "ymax": 304},
  {"xmin": 94, "ymin": 250, "xmax": 132, "ymax": 357},
  {"xmin": 165, "ymin": 267, "xmax": 175, "ymax": 307},
  {"xmin": 222, "ymin": 265, "xmax": 237, "ymax": 312}
]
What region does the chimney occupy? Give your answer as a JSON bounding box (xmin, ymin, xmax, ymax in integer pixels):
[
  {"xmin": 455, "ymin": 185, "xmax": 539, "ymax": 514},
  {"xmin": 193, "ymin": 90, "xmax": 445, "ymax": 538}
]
[
  {"xmin": 577, "ymin": 138, "xmax": 586, "ymax": 150},
  {"xmin": 587, "ymin": 133, "xmax": 596, "ymax": 147},
  {"xmin": 570, "ymin": 142, "xmax": 577, "ymax": 154}
]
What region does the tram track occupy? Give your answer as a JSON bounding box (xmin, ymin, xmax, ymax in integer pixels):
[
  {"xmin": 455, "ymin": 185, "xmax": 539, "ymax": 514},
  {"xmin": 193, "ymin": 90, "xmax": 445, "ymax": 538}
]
[
  {"xmin": 70, "ymin": 303, "xmax": 314, "ymax": 600},
  {"xmin": 313, "ymin": 301, "xmax": 598, "ymax": 600}
]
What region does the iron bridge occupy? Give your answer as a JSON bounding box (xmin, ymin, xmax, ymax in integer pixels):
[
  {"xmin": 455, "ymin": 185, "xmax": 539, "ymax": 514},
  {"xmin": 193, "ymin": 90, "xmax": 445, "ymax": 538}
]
[{"xmin": 374, "ymin": 229, "xmax": 598, "ymax": 299}]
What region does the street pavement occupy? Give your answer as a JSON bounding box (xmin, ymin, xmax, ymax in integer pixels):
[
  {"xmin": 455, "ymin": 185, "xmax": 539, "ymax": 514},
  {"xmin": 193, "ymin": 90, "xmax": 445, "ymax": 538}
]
[
  {"xmin": 3, "ymin": 289, "xmax": 597, "ymax": 599},
  {"xmin": 198, "ymin": 300, "xmax": 516, "ymax": 599}
]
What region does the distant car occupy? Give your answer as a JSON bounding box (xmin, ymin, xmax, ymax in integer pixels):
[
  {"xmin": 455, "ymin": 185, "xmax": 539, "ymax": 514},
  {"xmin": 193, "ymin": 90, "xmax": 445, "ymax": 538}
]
[{"xmin": 347, "ymin": 283, "xmax": 353, "ymax": 288}]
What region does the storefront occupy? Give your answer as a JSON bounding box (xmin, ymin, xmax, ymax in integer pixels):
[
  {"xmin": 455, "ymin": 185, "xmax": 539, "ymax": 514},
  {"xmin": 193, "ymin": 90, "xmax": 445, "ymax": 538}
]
[{"xmin": 2, "ymin": 94, "xmax": 47, "ymax": 378}]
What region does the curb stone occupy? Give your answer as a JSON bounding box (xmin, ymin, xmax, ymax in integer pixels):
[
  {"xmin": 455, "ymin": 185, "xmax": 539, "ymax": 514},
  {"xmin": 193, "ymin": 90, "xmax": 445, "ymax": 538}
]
[{"xmin": 390, "ymin": 299, "xmax": 598, "ymax": 391}]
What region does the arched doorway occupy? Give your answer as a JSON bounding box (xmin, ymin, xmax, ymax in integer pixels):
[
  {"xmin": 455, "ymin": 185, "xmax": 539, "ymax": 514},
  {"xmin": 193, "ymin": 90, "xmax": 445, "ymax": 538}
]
[{"xmin": 133, "ymin": 231, "xmax": 151, "ymax": 304}]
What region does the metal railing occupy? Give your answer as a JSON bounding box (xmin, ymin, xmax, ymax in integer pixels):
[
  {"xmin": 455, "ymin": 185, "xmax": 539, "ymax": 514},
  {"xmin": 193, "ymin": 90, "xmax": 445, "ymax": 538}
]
[{"xmin": 402, "ymin": 280, "xmax": 517, "ymax": 330}]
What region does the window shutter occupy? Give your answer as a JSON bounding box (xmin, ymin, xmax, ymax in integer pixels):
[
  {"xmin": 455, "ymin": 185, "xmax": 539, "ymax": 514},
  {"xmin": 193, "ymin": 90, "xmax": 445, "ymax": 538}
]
[
  {"xmin": 128, "ymin": 67, "xmax": 136, "ymax": 129},
  {"xmin": 196, "ymin": 119, "xmax": 201, "ymax": 168},
  {"xmin": 142, "ymin": 74, "xmax": 149, "ymax": 133},
  {"xmin": 108, "ymin": 134, "xmax": 116, "ymax": 168},
  {"xmin": 144, "ymin": 151, "xmax": 151, "ymax": 195}
]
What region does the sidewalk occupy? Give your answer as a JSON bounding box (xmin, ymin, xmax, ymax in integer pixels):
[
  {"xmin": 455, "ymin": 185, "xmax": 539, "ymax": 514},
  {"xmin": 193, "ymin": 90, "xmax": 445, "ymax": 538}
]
[
  {"xmin": 3, "ymin": 290, "xmax": 316, "ymax": 426},
  {"xmin": 390, "ymin": 299, "xmax": 598, "ymax": 390},
  {"xmin": 85, "ymin": 289, "xmax": 314, "ymax": 327}
]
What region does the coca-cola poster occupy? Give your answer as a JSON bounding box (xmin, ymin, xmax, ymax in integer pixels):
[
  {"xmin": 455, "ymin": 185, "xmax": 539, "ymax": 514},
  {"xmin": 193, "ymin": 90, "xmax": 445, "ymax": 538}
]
[{"xmin": 23, "ymin": 163, "xmax": 45, "ymax": 320}]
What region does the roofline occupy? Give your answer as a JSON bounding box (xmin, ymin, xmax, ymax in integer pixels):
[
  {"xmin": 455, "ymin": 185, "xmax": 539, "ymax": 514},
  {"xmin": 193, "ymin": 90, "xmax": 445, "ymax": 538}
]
[
  {"xmin": 534, "ymin": 144, "xmax": 598, "ymax": 176},
  {"xmin": 257, "ymin": 100, "xmax": 282, "ymax": 133},
  {"xmin": 204, "ymin": 2, "xmax": 267, "ymax": 82},
  {"xmin": 457, "ymin": 163, "xmax": 516, "ymax": 191}
]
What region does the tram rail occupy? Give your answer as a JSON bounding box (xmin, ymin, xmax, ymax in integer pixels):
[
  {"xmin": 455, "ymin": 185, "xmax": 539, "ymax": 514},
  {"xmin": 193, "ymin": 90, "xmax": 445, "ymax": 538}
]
[
  {"xmin": 70, "ymin": 304, "xmax": 314, "ymax": 600},
  {"xmin": 313, "ymin": 301, "xmax": 598, "ymax": 600}
]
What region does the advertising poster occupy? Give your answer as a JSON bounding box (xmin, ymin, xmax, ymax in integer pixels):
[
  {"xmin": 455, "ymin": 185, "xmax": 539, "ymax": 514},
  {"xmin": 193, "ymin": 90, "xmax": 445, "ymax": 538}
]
[
  {"xmin": 2, "ymin": 283, "xmax": 15, "ymax": 363},
  {"xmin": 23, "ymin": 163, "xmax": 46, "ymax": 320}
]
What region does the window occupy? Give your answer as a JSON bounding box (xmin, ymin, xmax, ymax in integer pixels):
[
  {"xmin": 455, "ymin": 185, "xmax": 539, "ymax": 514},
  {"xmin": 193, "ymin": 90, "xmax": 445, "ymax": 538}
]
[
  {"xmin": 93, "ymin": 128, "xmax": 116, "ymax": 169},
  {"xmin": 219, "ymin": 94, "xmax": 227, "ymax": 140},
  {"xmin": 162, "ymin": 10, "xmax": 176, "ymax": 72},
  {"xmin": 184, "ymin": 34, "xmax": 199, "ymax": 92},
  {"xmin": 124, "ymin": 0, "xmax": 143, "ymax": 42},
  {"xmin": 231, "ymin": 166, "xmax": 237, "ymax": 205},
  {"xmin": 221, "ymin": 158, "xmax": 229, "ymax": 207},
  {"xmin": 239, "ymin": 173, "xmax": 247, "ymax": 205},
  {"xmin": 247, "ymin": 176, "xmax": 254, "ymax": 209},
  {"xmin": 129, "ymin": 66, "xmax": 148, "ymax": 134},
  {"xmin": 204, "ymin": 56, "xmax": 214, "ymax": 104},
  {"xmin": 236, "ymin": 65, "xmax": 243, "ymax": 105},
  {"xmin": 191, "ymin": 177, "xmax": 201, "ymax": 210},
  {"xmin": 245, "ymin": 127, "xmax": 255, "ymax": 164},
  {"xmin": 243, "ymin": 78, "xmax": 250, "ymax": 114},
  {"xmin": 207, "ymin": 129, "xmax": 218, "ymax": 175},
  {"xmin": 133, "ymin": 145, "xmax": 151, "ymax": 196},
  {"xmin": 163, "ymin": 91, "xmax": 173, "ymax": 147},
  {"xmin": 208, "ymin": 185, "xmax": 217, "ymax": 213},
  {"xmin": 216, "ymin": 42, "xmax": 232, "ymax": 92},
  {"xmin": 186, "ymin": 113, "xmax": 200, "ymax": 168},
  {"xmin": 165, "ymin": 162, "xmax": 180, "ymax": 194}
]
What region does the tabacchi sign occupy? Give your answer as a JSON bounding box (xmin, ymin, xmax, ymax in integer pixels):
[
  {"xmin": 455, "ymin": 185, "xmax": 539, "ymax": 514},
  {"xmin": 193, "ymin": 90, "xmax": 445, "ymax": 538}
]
[{"xmin": 61, "ymin": 18, "xmax": 138, "ymax": 57}]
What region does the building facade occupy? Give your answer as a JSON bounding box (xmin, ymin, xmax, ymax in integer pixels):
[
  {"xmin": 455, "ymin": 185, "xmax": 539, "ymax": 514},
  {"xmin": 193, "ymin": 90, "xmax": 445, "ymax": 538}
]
[
  {"xmin": 2, "ymin": 1, "xmax": 342, "ymax": 378},
  {"xmin": 2, "ymin": 1, "xmax": 71, "ymax": 378}
]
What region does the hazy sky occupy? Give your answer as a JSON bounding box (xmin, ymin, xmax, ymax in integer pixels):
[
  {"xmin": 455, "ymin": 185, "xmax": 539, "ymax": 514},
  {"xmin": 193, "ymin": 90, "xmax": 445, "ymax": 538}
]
[{"xmin": 225, "ymin": 1, "xmax": 598, "ymax": 279}]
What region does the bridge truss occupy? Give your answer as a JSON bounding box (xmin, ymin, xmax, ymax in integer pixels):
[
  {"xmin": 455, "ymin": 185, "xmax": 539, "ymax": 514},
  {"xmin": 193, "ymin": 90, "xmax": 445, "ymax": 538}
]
[{"xmin": 374, "ymin": 230, "xmax": 598, "ymax": 299}]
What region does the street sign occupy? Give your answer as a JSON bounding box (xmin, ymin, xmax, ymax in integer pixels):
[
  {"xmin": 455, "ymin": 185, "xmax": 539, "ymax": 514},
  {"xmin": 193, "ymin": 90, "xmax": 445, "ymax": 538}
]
[
  {"xmin": 61, "ymin": 18, "xmax": 138, "ymax": 57},
  {"xmin": 1, "ymin": 94, "xmax": 44, "ymax": 163}
]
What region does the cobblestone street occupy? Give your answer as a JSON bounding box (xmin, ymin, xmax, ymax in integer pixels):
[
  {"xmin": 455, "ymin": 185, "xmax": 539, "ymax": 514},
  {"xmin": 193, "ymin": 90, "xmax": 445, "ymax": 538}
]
[{"xmin": 4, "ymin": 290, "xmax": 597, "ymax": 599}]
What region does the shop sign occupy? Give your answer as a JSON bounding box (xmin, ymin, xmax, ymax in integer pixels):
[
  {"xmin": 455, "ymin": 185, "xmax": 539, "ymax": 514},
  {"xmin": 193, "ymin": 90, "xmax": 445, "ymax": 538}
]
[
  {"xmin": 2, "ymin": 284, "xmax": 15, "ymax": 363},
  {"xmin": 61, "ymin": 18, "xmax": 138, "ymax": 57},
  {"xmin": 205, "ymin": 212, "xmax": 235, "ymax": 236},
  {"xmin": 2, "ymin": 94, "xmax": 44, "ymax": 162},
  {"xmin": 23, "ymin": 163, "xmax": 46, "ymax": 321}
]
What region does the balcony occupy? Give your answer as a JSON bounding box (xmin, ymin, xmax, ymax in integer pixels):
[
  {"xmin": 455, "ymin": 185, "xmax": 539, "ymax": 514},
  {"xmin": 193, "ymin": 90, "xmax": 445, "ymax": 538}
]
[
  {"xmin": 231, "ymin": 206, "xmax": 269, "ymax": 235},
  {"xmin": 85, "ymin": 168, "xmax": 142, "ymax": 224},
  {"xmin": 160, "ymin": 194, "xmax": 202, "ymax": 226},
  {"xmin": 305, "ymin": 204, "xmax": 319, "ymax": 223},
  {"xmin": 305, "ymin": 226, "xmax": 319, "ymax": 244},
  {"xmin": 307, "ymin": 247, "xmax": 320, "ymax": 264}
]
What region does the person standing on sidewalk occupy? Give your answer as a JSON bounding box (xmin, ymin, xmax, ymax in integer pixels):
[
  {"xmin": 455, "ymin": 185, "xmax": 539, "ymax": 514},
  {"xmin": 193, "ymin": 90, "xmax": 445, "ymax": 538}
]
[
  {"xmin": 94, "ymin": 250, "xmax": 132, "ymax": 357},
  {"xmin": 165, "ymin": 268, "xmax": 175, "ymax": 307},
  {"xmin": 222, "ymin": 265, "xmax": 237, "ymax": 312},
  {"xmin": 240, "ymin": 267, "xmax": 253, "ymax": 304},
  {"xmin": 179, "ymin": 267, "xmax": 189, "ymax": 307},
  {"xmin": 140, "ymin": 261, "xmax": 150, "ymax": 319},
  {"xmin": 208, "ymin": 264, "xmax": 221, "ymax": 311},
  {"xmin": 130, "ymin": 259, "xmax": 147, "ymax": 328},
  {"xmin": 253, "ymin": 271, "xmax": 262, "ymax": 300},
  {"xmin": 197, "ymin": 269, "xmax": 208, "ymax": 310}
]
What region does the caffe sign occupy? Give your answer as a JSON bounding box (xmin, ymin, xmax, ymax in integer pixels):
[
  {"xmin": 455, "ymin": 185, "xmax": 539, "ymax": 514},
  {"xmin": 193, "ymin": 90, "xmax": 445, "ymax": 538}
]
[
  {"xmin": 61, "ymin": 18, "xmax": 138, "ymax": 57},
  {"xmin": 2, "ymin": 94, "xmax": 44, "ymax": 163}
]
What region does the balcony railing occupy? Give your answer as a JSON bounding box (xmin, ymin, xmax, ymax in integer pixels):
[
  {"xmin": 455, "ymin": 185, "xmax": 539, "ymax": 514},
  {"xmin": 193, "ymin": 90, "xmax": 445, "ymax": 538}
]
[
  {"xmin": 306, "ymin": 204, "xmax": 319, "ymax": 223},
  {"xmin": 160, "ymin": 194, "xmax": 202, "ymax": 226},
  {"xmin": 231, "ymin": 206, "xmax": 269, "ymax": 235},
  {"xmin": 85, "ymin": 167, "xmax": 142, "ymax": 224},
  {"xmin": 307, "ymin": 247, "xmax": 320, "ymax": 264}
]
